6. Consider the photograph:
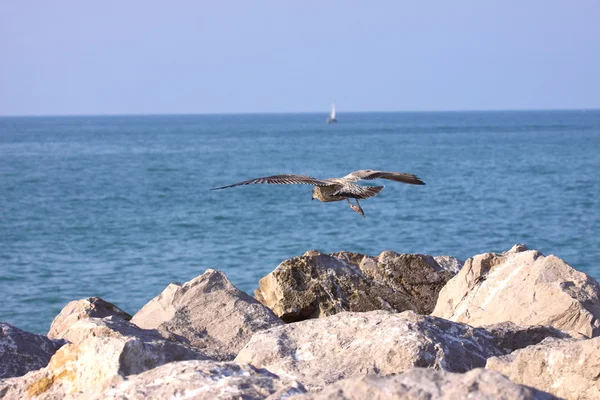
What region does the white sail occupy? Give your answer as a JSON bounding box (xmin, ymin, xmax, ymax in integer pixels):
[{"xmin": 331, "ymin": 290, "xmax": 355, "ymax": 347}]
[{"xmin": 327, "ymin": 102, "xmax": 337, "ymax": 124}]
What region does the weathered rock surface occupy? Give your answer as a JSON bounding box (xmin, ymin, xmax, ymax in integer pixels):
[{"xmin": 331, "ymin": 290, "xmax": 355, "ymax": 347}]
[
  {"xmin": 330, "ymin": 251, "xmax": 367, "ymax": 266},
  {"xmin": 433, "ymin": 255, "xmax": 464, "ymax": 274},
  {"xmin": 95, "ymin": 360, "xmax": 306, "ymax": 400},
  {"xmin": 0, "ymin": 316, "xmax": 208, "ymax": 399},
  {"xmin": 131, "ymin": 269, "xmax": 283, "ymax": 360},
  {"xmin": 483, "ymin": 321, "xmax": 573, "ymax": 353},
  {"xmin": 486, "ymin": 337, "xmax": 600, "ymax": 400},
  {"xmin": 235, "ymin": 310, "xmax": 504, "ymax": 390},
  {"xmin": 0, "ymin": 323, "xmax": 66, "ymax": 379},
  {"xmin": 255, "ymin": 251, "xmax": 435, "ymax": 322},
  {"xmin": 358, "ymin": 251, "xmax": 455, "ymax": 314},
  {"xmin": 51, "ymin": 314, "xmax": 190, "ymax": 348},
  {"xmin": 48, "ymin": 297, "xmax": 131, "ymax": 340},
  {"xmin": 432, "ymin": 246, "xmax": 600, "ymax": 337},
  {"xmin": 331, "ymin": 251, "xmax": 464, "ymax": 275},
  {"xmin": 289, "ymin": 368, "xmax": 558, "ymax": 400}
]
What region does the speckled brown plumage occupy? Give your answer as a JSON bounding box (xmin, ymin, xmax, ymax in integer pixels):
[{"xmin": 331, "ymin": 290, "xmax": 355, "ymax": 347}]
[{"xmin": 211, "ymin": 169, "xmax": 425, "ymax": 217}]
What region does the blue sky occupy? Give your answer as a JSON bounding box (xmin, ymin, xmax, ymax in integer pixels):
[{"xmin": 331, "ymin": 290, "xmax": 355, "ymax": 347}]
[{"xmin": 1, "ymin": 1, "xmax": 599, "ymax": 115}]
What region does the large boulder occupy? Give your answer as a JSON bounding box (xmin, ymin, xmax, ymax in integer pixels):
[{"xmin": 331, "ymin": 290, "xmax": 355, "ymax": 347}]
[
  {"xmin": 235, "ymin": 310, "xmax": 504, "ymax": 390},
  {"xmin": 432, "ymin": 245, "xmax": 600, "ymax": 337},
  {"xmin": 131, "ymin": 269, "xmax": 283, "ymax": 360},
  {"xmin": 0, "ymin": 323, "xmax": 66, "ymax": 379},
  {"xmin": 254, "ymin": 251, "xmax": 424, "ymax": 322},
  {"xmin": 48, "ymin": 297, "xmax": 131, "ymax": 340},
  {"xmin": 358, "ymin": 251, "xmax": 455, "ymax": 314},
  {"xmin": 0, "ymin": 316, "xmax": 208, "ymax": 399},
  {"xmin": 289, "ymin": 368, "xmax": 558, "ymax": 400},
  {"xmin": 96, "ymin": 360, "xmax": 306, "ymax": 400},
  {"xmin": 486, "ymin": 337, "xmax": 600, "ymax": 400},
  {"xmin": 49, "ymin": 314, "xmax": 193, "ymax": 348}
]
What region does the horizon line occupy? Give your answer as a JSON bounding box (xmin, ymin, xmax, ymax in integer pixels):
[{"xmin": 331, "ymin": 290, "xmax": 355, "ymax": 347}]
[{"xmin": 1, "ymin": 107, "xmax": 599, "ymax": 118}]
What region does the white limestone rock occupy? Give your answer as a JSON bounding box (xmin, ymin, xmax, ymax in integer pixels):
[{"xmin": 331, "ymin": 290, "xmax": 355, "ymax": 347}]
[
  {"xmin": 131, "ymin": 269, "xmax": 283, "ymax": 360},
  {"xmin": 0, "ymin": 316, "xmax": 208, "ymax": 399},
  {"xmin": 235, "ymin": 310, "xmax": 504, "ymax": 390},
  {"xmin": 432, "ymin": 246, "xmax": 600, "ymax": 337},
  {"xmin": 96, "ymin": 360, "xmax": 306, "ymax": 400},
  {"xmin": 47, "ymin": 297, "xmax": 131, "ymax": 340},
  {"xmin": 486, "ymin": 337, "xmax": 600, "ymax": 400},
  {"xmin": 288, "ymin": 368, "xmax": 558, "ymax": 400}
]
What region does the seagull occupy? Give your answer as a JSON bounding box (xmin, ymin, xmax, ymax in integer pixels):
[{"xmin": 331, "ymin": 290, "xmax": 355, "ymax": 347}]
[{"xmin": 210, "ymin": 169, "xmax": 425, "ymax": 217}]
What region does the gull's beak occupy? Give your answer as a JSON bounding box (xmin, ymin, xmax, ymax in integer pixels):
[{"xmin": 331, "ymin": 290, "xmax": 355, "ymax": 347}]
[{"xmin": 311, "ymin": 197, "xmax": 314, "ymax": 201}]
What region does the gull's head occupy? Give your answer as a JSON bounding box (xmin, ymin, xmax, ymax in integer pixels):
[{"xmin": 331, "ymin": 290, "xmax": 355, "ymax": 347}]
[{"xmin": 311, "ymin": 187, "xmax": 317, "ymax": 201}]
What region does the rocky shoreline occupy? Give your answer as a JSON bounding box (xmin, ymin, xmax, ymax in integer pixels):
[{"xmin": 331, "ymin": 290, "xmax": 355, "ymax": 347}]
[{"xmin": 1, "ymin": 244, "xmax": 599, "ymax": 399}]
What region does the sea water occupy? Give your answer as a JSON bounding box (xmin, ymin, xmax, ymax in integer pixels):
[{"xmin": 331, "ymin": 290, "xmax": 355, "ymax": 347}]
[{"xmin": 1, "ymin": 111, "xmax": 599, "ymax": 333}]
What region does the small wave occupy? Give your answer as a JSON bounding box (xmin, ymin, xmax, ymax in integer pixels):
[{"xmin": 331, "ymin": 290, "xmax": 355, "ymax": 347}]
[
  {"xmin": 147, "ymin": 167, "xmax": 179, "ymax": 172},
  {"xmin": 173, "ymin": 223, "xmax": 200, "ymax": 228}
]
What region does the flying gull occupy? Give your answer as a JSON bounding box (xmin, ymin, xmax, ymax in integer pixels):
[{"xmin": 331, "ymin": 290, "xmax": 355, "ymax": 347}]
[{"xmin": 210, "ymin": 169, "xmax": 425, "ymax": 217}]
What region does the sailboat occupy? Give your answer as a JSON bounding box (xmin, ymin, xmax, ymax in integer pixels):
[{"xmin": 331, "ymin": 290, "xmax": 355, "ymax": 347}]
[{"xmin": 327, "ymin": 103, "xmax": 337, "ymax": 124}]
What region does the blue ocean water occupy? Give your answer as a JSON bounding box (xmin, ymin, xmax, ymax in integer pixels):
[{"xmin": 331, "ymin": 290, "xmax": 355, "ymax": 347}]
[{"xmin": 1, "ymin": 111, "xmax": 599, "ymax": 334}]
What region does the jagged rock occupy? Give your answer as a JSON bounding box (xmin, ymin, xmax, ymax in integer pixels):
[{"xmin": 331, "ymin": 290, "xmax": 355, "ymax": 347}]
[
  {"xmin": 483, "ymin": 321, "xmax": 573, "ymax": 353},
  {"xmin": 131, "ymin": 269, "xmax": 283, "ymax": 360},
  {"xmin": 289, "ymin": 368, "xmax": 558, "ymax": 400},
  {"xmin": 0, "ymin": 323, "xmax": 66, "ymax": 379},
  {"xmin": 486, "ymin": 337, "xmax": 600, "ymax": 400},
  {"xmin": 94, "ymin": 360, "xmax": 306, "ymax": 400},
  {"xmin": 432, "ymin": 246, "xmax": 600, "ymax": 337},
  {"xmin": 508, "ymin": 243, "xmax": 530, "ymax": 253},
  {"xmin": 433, "ymin": 255, "xmax": 464, "ymax": 274},
  {"xmin": 235, "ymin": 310, "xmax": 504, "ymax": 390},
  {"xmin": 330, "ymin": 251, "xmax": 367, "ymax": 266},
  {"xmin": 0, "ymin": 317, "xmax": 208, "ymax": 399},
  {"xmin": 51, "ymin": 314, "xmax": 190, "ymax": 348},
  {"xmin": 333, "ymin": 251, "xmax": 463, "ymax": 275},
  {"xmin": 254, "ymin": 251, "xmax": 417, "ymax": 322},
  {"xmin": 358, "ymin": 251, "xmax": 455, "ymax": 314},
  {"xmin": 48, "ymin": 297, "xmax": 131, "ymax": 340}
]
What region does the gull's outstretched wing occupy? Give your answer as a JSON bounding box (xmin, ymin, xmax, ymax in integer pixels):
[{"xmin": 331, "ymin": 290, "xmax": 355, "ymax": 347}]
[
  {"xmin": 343, "ymin": 170, "xmax": 425, "ymax": 185},
  {"xmin": 210, "ymin": 174, "xmax": 332, "ymax": 190},
  {"xmin": 333, "ymin": 184, "xmax": 385, "ymax": 199}
]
